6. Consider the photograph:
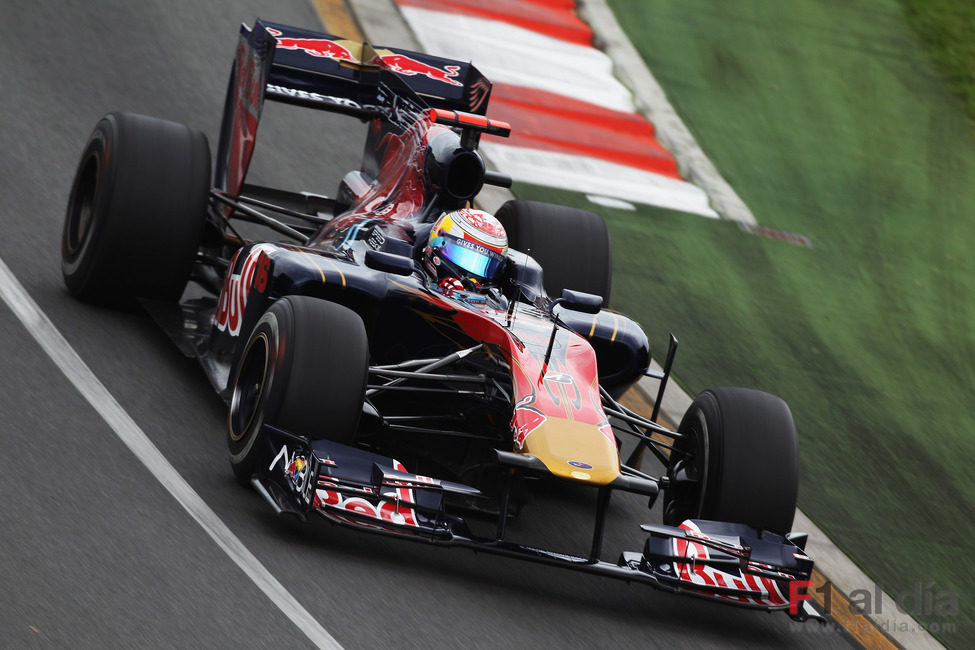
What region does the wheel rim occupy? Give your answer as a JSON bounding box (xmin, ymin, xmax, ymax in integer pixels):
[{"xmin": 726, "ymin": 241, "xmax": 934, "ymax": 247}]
[
  {"xmin": 664, "ymin": 410, "xmax": 708, "ymax": 524},
  {"xmin": 64, "ymin": 153, "xmax": 99, "ymax": 259},
  {"xmin": 229, "ymin": 332, "xmax": 270, "ymax": 442}
]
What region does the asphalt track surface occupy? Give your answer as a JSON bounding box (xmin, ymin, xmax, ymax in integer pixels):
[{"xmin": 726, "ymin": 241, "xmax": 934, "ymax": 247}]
[{"xmin": 0, "ymin": 1, "xmax": 860, "ymax": 647}]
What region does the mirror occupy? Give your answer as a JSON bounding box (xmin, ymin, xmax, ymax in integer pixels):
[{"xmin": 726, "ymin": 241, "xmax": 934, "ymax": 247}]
[
  {"xmin": 365, "ymin": 250, "xmax": 415, "ymax": 276},
  {"xmin": 556, "ymin": 288, "xmax": 602, "ymax": 314}
]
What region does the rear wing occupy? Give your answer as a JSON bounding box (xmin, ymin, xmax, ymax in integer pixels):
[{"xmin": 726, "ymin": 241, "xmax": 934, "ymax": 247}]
[{"xmin": 215, "ymin": 19, "xmax": 493, "ymax": 196}]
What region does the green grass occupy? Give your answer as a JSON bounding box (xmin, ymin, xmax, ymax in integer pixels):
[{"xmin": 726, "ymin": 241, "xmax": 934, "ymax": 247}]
[
  {"xmin": 899, "ymin": 0, "xmax": 975, "ymax": 121},
  {"xmin": 509, "ymin": 1, "xmax": 975, "ymax": 644}
]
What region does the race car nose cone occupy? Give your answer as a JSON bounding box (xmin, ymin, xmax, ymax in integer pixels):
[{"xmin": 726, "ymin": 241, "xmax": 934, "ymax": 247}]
[{"xmin": 521, "ymin": 417, "xmax": 620, "ymax": 485}]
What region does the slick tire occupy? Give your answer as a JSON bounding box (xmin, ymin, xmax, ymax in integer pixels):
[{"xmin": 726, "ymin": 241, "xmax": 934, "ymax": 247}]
[
  {"xmin": 663, "ymin": 387, "xmax": 799, "ymax": 534},
  {"xmin": 227, "ymin": 296, "xmax": 369, "ymax": 485},
  {"xmin": 61, "ymin": 112, "xmax": 211, "ymax": 303},
  {"xmin": 496, "ymin": 200, "xmax": 612, "ymax": 304}
]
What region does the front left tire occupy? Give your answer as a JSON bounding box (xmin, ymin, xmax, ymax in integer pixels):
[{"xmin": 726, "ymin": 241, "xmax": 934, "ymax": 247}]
[{"xmin": 228, "ymin": 296, "xmax": 369, "ymax": 485}]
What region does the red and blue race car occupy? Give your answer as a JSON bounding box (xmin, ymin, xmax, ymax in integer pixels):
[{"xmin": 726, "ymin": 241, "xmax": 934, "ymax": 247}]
[{"xmin": 60, "ymin": 19, "xmax": 821, "ymax": 622}]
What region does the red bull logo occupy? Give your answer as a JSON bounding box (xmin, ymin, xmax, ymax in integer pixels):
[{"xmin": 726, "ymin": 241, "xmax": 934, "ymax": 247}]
[
  {"xmin": 511, "ymin": 405, "xmax": 546, "ymax": 448},
  {"xmin": 286, "ymin": 456, "xmax": 307, "ymax": 485},
  {"xmin": 370, "ymin": 53, "xmax": 463, "ymax": 87},
  {"xmin": 266, "ymin": 27, "xmax": 357, "ymax": 64}
]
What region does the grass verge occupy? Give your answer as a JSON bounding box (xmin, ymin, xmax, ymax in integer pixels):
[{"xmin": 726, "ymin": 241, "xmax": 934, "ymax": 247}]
[
  {"xmin": 898, "ymin": 0, "xmax": 975, "ymax": 122},
  {"xmin": 519, "ymin": 175, "xmax": 974, "ymax": 644},
  {"xmin": 594, "ymin": 2, "xmax": 975, "ymax": 645}
]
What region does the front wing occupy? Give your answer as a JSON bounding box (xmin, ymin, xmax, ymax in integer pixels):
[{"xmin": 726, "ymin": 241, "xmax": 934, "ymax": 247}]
[{"xmin": 249, "ymin": 424, "xmax": 824, "ymax": 622}]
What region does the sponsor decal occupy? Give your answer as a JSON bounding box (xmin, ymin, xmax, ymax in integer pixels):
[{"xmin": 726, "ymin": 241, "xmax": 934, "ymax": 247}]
[
  {"xmin": 266, "ymin": 28, "xmax": 358, "ymax": 64},
  {"xmin": 214, "ymin": 244, "xmax": 274, "ymax": 336},
  {"xmin": 235, "ymin": 44, "xmax": 262, "ymax": 122},
  {"xmin": 511, "ymin": 404, "xmax": 546, "ymax": 448},
  {"xmin": 286, "ymin": 456, "xmax": 307, "ymax": 486},
  {"xmin": 370, "ymin": 53, "xmax": 463, "ymax": 87},
  {"xmin": 313, "ymin": 461, "xmax": 420, "ymax": 530},
  {"xmin": 568, "ymin": 461, "xmax": 593, "ymax": 470},
  {"xmin": 545, "ymin": 373, "xmax": 573, "ymax": 385},
  {"xmin": 366, "ymin": 227, "xmax": 386, "ymax": 250},
  {"xmin": 266, "ymin": 83, "xmax": 364, "ymax": 110},
  {"xmin": 539, "ymin": 359, "xmax": 582, "ymax": 412},
  {"xmin": 455, "ymin": 238, "xmax": 491, "ymax": 255},
  {"xmin": 270, "ymin": 445, "xmax": 314, "ymax": 504}
]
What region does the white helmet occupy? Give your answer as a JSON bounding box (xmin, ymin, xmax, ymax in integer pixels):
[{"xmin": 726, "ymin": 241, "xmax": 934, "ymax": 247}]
[{"xmin": 424, "ymin": 208, "xmax": 508, "ymax": 284}]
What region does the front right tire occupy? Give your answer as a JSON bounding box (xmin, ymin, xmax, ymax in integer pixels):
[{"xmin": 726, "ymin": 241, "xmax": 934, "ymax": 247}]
[{"xmin": 663, "ymin": 387, "xmax": 799, "ymax": 534}]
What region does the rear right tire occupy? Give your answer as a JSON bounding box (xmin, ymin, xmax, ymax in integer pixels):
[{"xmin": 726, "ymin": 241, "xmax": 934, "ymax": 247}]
[{"xmin": 495, "ymin": 200, "xmax": 612, "ymax": 303}]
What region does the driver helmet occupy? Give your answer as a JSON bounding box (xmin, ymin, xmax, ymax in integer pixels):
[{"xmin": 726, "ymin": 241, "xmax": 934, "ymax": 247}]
[{"xmin": 424, "ymin": 208, "xmax": 508, "ymax": 287}]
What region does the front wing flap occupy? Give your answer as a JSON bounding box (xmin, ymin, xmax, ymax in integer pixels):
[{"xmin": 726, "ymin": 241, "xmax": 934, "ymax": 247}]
[
  {"xmin": 252, "ymin": 424, "xmax": 480, "ymax": 539},
  {"xmin": 639, "ymin": 519, "xmax": 815, "ymax": 612}
]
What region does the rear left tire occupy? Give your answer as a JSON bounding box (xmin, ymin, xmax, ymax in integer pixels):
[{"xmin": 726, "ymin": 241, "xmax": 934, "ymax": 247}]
[{"xmin": 61, "ymin": 112, "xmax": 211, "ymax": 303}]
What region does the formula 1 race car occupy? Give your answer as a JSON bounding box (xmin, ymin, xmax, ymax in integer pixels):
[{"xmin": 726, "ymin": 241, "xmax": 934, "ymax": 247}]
[{"xmin": 60, "ymin": 19, "xmax": 821, "ymax": 621}]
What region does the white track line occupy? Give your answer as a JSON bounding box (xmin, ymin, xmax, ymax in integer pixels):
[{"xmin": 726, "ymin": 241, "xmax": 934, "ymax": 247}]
[{"xmin": 0, "ymin": 257, "xmax": 342, "ymax": 650}]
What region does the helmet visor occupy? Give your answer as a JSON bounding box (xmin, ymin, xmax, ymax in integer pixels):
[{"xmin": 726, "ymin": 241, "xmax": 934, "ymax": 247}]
[{"xmin": 436, "ymin": 237, "xmax": 506, "ymax": 280}]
